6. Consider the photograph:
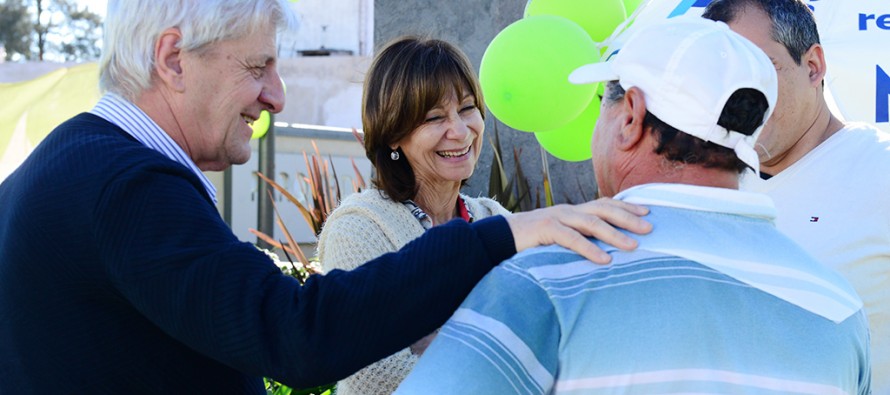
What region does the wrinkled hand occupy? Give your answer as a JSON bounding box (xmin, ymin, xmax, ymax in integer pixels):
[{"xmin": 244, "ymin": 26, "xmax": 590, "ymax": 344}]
[{"xmin": 505, "ymin": 198, "xmax": 652, "ymax": 264}]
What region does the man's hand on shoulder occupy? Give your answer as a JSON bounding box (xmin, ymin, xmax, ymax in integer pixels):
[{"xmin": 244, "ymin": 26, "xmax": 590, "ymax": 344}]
[{"xmin": 505, "ymin": 198, "xmax": 652, "ymax": 264}]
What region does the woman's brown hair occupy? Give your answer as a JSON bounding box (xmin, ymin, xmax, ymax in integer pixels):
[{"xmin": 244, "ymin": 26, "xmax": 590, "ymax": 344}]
[{"xmin": 362, "ymin": 36, "xmax": 485, "ymax": 202}]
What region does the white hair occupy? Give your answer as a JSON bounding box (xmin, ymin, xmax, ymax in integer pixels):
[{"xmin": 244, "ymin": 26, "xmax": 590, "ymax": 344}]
[{"xmin": 99, "ymin": 0, "xmax": 297, "ymax": 101}]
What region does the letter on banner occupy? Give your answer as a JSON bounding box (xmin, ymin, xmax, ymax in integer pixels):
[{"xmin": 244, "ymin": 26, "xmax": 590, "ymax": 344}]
[{"xmin": 877, "ymin": 65, "xmax": 890, "ymax": 123}]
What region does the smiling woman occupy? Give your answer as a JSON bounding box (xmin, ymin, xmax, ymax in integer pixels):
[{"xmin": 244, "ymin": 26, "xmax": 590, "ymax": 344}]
[{"xmin": 315, "ymin": 36, "xmax": 511, "ymax": 395}]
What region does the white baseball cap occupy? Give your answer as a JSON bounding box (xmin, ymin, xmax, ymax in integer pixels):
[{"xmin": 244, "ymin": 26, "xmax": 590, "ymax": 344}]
[{"xmin": 569, "ymin": 16, "xmax": 777, "ymax": 172}]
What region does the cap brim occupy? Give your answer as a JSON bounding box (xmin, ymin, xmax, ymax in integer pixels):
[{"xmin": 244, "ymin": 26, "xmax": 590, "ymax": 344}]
[{"xmin": 568, "ymin": 61, "xmax": 618, "ymax": 85}]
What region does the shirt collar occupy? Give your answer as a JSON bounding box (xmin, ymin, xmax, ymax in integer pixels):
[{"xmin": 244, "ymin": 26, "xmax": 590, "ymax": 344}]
[
  {"xmin": 90, "ymin": 93, "xmax": 217, "ymax": 203},
  {"xmin": 611, "ymin": 183, "xmax": 862, "ymax": 323},
  {"xmin": 614, "ymin": 183, "xmax": 776, "ymax": 220}
]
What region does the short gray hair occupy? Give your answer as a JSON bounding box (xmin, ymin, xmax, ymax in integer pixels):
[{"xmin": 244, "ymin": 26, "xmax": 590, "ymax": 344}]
[
  {"xmin": 99, "ymin": 0, "xmax": 297, "ymax": 101},
  {"xmin": 702, "ymin": 0, "xmax": 819, "ymax": 65},
  {"xmin": 602, "ymin": 81, "xmax": 768, "ymax": 173}
]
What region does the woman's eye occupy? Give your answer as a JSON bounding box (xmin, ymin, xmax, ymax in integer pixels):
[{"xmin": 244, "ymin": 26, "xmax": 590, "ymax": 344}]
[
  {"xmin": 425, "ymin": 115, "xmax": 444, "ymax": 123},
  {"xmin": 460, "ymin": 105, "xmax": 476, "ymax": 113}
]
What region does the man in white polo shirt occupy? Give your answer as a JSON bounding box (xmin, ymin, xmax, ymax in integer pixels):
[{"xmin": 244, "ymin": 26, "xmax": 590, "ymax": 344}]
[{"xmin": 704, "ymin": 1, "xmax": 890, "ymax": 390}]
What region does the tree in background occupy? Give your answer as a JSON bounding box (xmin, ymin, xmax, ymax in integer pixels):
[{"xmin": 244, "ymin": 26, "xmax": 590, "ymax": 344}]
[
  {"xmin": 53, "ymin": 0, "xmax": 102, "ymax": 61},
  {"xmin": 0, "ymin": 0, "xmax": 102, "ymax": 62},
  {"xmin": 0, "ymin": 0, "xmax": 34, "ymax": 61}
]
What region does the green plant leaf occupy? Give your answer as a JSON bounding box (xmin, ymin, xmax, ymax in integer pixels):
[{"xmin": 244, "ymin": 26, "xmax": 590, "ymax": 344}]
[
  {"xmin": 256, "ymin": 171, "xmax": 318, "ymax": 236},
  {"xmin": 266, "ymin": 190, "xmax": 313, "ymax": 275},
  {"xmin": 328, "ymin": 154, "xmax": 342, "ymax": 209},
  {"xmin": 350, "ymin": 157, "xmax": 366, "ymax": 192},
  {"xmin": 539, "ymin": 145, "xmax": 554, "ymax": 207},
  {"xmin": 512, "ymin": 147, "xmax": 534, "ymax": 211},
  {"xmin": 488, "ymin": 123, "xmax": 523, "ymax": 211},
  {"xmin": 249, "ymin": 228, "xmax": 298, "ymax": 258}
]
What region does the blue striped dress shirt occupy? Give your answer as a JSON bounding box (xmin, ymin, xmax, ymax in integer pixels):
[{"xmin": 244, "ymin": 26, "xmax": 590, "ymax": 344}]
[{"xmin": 397, "ymin": 184, "xmax": 870, "ymax": 394}]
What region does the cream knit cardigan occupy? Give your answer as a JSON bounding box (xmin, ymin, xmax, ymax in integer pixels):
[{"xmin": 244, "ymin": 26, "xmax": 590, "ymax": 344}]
[{"xmin": 317, "ymin": 188, "xmax": 510, "ymax": 395}]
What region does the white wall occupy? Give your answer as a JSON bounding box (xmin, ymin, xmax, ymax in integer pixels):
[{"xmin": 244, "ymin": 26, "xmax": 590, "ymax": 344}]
[
  {"xmin": 277, "ymin": 56, "xmax": 370, "ymax": 129},
  {"xmin": 280, "ymin": 0, "xmax": 374, "ymax": 57}
]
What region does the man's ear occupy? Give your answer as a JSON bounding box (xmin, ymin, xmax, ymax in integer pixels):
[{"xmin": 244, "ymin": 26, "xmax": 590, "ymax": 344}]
[
  {"xmin": 154, "ymin": 28, "xmax": 185, "ymax": 92},
  {"xmin": 616, "ymin": 86, "xmax": 647, "ymax": 151},
  {"xmin": 803, "ymin": 43, "xmax": 828, "ymax": 87}
]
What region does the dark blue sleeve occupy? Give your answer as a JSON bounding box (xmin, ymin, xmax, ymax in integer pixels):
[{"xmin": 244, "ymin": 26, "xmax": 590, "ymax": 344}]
[{"xmin": 94, "ymin": 162, "xmax": 516, "ymax": 388}]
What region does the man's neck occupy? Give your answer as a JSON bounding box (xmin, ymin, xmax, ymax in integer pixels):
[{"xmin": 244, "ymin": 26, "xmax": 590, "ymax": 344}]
[
  {"xmin": 616, "ymin": 158, "xmax": 740, "ymax": 195},
  {"xmin": 760, "ymin": 109, "xmax": 845, "ymax": 176}
]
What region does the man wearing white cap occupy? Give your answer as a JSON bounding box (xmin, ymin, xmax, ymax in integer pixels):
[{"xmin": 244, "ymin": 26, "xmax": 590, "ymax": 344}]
[{"xmin": 395, "ymin": 17, "xmax": 870, "ymax": 394}]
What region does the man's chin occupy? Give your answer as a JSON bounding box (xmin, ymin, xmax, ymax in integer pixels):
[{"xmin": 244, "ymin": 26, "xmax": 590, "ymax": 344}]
[
  {"xmin": 230, "ymin": 142, "xmax": 253, "ymax": 165},
  {"xmin": 231, "ymin": 153, "xmax": 251, "ymax": 166}
]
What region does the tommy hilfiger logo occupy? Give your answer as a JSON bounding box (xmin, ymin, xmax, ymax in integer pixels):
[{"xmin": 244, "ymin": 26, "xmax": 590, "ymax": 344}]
[{"xmin": 810, "ymin": 217, "xmax": 820, "ymax": 222}]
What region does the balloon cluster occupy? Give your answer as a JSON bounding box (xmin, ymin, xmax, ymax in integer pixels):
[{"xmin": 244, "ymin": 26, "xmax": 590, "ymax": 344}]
[{"xmin": 480, "ymin": 0, "xmax": 642, "ymax": 161}]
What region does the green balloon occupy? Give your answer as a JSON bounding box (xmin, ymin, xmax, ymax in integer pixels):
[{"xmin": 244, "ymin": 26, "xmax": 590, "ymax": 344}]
[
  {"xmin": 249, "ymin": 78, "xmax": 285, "ymax": 140},
  {"xmin": 526, "ymin": 0, "xmax": 627, "ymax": 43},
  {"xmin": 535, "ymin": 93, "xmax": 601, "ymax": 162},
  {"xmin": 251, "ymin": 110, "xmax": 271, "ymax": 140},
  {"xmin": 480, "ymin": 15, "xmax": 599, "ymax": 132}
]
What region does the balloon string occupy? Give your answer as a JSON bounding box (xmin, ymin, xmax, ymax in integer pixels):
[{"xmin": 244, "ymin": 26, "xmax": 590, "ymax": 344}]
[{"xmin": 597, "ymin": 0, "xmax": 653, "ymax": 58}]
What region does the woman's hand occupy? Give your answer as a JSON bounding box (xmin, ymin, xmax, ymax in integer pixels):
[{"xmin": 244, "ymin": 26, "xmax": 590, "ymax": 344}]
[{"xmin": 505, "ymin": 198, "xmax": 652, "ymax": 264}]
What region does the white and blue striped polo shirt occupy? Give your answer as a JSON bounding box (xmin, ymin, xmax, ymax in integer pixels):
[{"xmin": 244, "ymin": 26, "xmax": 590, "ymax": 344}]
[
  {"xmin": 397, "ymin": 184, "xmax": 870, "ymax": 394},
  {"xmin": 90, "ymin": 93, "xmax": 217, "ymax": 203}
]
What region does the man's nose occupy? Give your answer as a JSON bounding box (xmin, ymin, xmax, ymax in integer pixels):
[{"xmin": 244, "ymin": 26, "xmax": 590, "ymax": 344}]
[{"xmin": 260, "ymin": 70, "xmax": 285, "ymax": 114}]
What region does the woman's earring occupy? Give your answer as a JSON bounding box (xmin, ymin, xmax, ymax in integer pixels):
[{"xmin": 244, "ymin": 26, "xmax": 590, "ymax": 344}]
[{"xmin": 391, "ymin": 150, "xmax": 400, "ymax": 161}]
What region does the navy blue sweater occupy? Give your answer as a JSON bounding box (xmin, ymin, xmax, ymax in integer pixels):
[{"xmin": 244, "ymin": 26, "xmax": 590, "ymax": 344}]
[{"xmin": 0, "ymin": 114, "xmax": 515, "ymax": 394}]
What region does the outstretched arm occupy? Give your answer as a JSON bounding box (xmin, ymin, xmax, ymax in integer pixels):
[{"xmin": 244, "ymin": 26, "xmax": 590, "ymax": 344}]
[
  {"xmin": 507, "ymin": 197, "xmax": 651, "ymax": 263},
  {"xmin": 99, "ymin": 166, "xmax": 650, "ymax": 389}
]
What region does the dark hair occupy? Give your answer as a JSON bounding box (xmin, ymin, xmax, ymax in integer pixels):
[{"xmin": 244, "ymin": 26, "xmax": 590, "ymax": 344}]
[
  {"xmin": 361, "ymin": 36, "xmax": 485, "ymax": 202},
  {"xmin": 702, "ymin": 0, "xmax": 819, "ymax": 65},
  {"xmin": 606, "ymin": 81, "xmax": 768, "ymax": 172}
]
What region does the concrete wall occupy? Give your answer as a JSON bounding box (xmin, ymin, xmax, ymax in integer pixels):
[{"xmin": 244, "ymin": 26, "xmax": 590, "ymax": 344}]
[
  {"xmin": 374, "ymin": 0, "xmax": 598, "ymax": 205},
  {"xmin": 278, "ymin": 56, "xmax": 369, "ymax": 130}
]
